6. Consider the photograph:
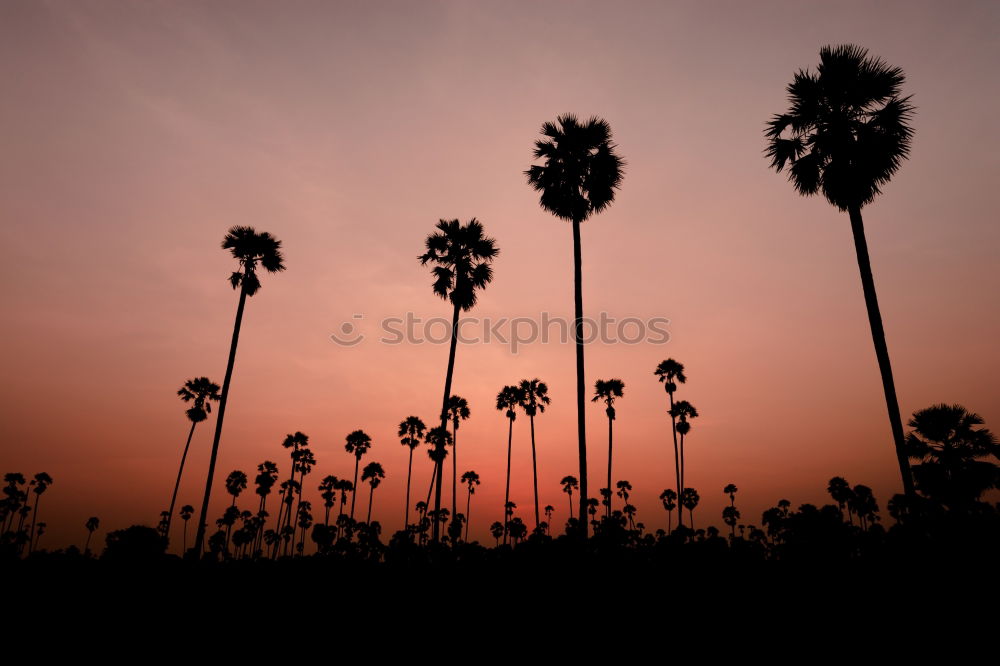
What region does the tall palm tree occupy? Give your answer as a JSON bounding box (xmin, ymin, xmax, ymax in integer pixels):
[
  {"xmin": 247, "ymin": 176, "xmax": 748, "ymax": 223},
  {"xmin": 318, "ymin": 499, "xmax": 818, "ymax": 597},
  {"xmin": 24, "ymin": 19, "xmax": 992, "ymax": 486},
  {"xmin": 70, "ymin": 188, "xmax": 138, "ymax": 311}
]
[
  {"xmin": 904, "ymin": 404, "xmax": 999, "ymax": 508},
  {"xmin": 659, "ymin": 489, "xmax": 677, "ymax": 533},
  {"xmin": 560, "ymin": 475, "xmax": 579, "ymax": 524},
  {"xmin": 655, "ymin": 359, "xmax": 686, "ymax": 526},
  {"xmin": 517, "ymin": 378, "xmax": 550, "ymax": 528},
  {"xmin": 275, "ymin": 432, "xmax": 309, "ymax": 540},
  {"xmin": 225, "ymin": 470, "xmax": 248, "ymax": 507},
  {"xmin": 166, "ymin": 377, "xmax": 220, "ymax": 545},
  {"xmin": 27, "ymin": 472, "xmax": 52, "ymax": 555},
  {"xmin": 671, "ymin": 400, "xmax": 699, "ymax": 493},
  {"xmin": 194, "ymin": 226, "xmax": 285, "ymax": 555},
  {"xmin": 765, "ymin": 44, "xmax": 916, "ymax": 496},
  {"xmin": 680, "ymin": 487, "xmax": 700, "ymax": 530},
  {"xmin": 179, "ymin": 504, "xmax": 194, "ymax": 553},
  {"xmin": 593, "ymin": 378, "xmax": 625, "ymax": 518},
  {"xmin": 419, "ymin": 218, "xmax": 499, "ymax": 541},
  {"xmin": 446, "ymin": 395, "xmax": 471, "ymax": 520},
  {"xmin": 827, "ymin": 476, "xmax": 856, "ymax": 525},
  {"xmin": 318, "ymin": 475, "xmax": 339, "ymax": 526},
  {"xmin": 84, "ymin": 516, "xmax": 99, "ymax": 555},
  {"xmin": 398, "ymin": 416, "xmax": 426, "ymax": 529},
  {"xmin": 361, "ymin": 462, "xmax": 385, "ymax": 524},
  {"xmin": 460, "ymin": 470, "xmax": 480, "ymax": 541},
  {"xmin": 253, "ymin": 460, "xmax": 278, "ymax": 553},
  {"xmin": 724, "ymin": 483, "xmax": 738, "ymax": 507},
  {"xmin": 344, "ymin": 430, "xmax": 372, "ymax": 520},
  {"xmin": 496, "ymin": 385, "xmax": 522, "ymax": 543},
  {"xmin": 527, "ymin": 114, "xmax": 624, "ymax": 535}
]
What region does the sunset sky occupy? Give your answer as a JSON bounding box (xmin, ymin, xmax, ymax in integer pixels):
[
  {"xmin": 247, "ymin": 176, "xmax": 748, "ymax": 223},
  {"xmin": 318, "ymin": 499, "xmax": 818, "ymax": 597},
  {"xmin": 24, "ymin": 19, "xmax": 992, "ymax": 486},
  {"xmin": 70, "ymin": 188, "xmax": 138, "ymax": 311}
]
[{"xmin": 2, "ymin": 0, "xmax": 998, "ymax": 550}]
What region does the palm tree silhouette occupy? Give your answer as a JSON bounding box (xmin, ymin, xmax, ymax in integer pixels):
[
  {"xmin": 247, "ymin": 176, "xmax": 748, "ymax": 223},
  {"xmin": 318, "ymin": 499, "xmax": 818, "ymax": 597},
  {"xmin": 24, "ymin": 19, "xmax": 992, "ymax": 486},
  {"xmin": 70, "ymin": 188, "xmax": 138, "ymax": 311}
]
[
  {"xmin": 560, "ymin": 475, "xmax": 579, "ymax": 526},
  {"xmin": 680, "ymin": 488, "xmax": 700, "ymax": 530},
  {"xmin": 275, "ymin": 432, "xmax": 309, "ymax": 540},
  {"xmin": 671, "ymin": 400, "xmax": 699, "ymax": 495},
  {"xmin": 593, "ymin": 378, "xmax": 625, "ymax": 518},
  {"xmin": 655, "ymin": 359, "xmax": 686, "ymax": 526},
  {"xmin": 361, "ymin": 462, "xmax": 385, "ymax": 524},
  {"xmin": 544, "ymin": 505, "xmax": 554, "ymax": 533},
  {"xmin": 398, "ymin": 416, "xmax": 426, "ymax": 529},
  {"xmin": 446, "ymin": 395, "xmax": 471, "ymax": 520},
  {"xmin": 461, "ymin": 470, "xmax": 481, "ymax": 541},
  {"xmin": 496, "ymin": 385, "xmax": 522, "ymax": 543},
  {"xmin": 253, "ymin": 460, "xmax": 278, "ymax": 553},
  {"xmin": 904, "ymin": 404, "xmax": 999, "ymax": 508},
  {"xmin": 345, "ymin": 430, "xmax": 372, "ymax": 521},
  {"xmin": 724, "ymin": 483, "xmax": 738, "ymax": 507},
  {"xmin": 765, "ymin": 45, "xmax": 916, "ymax": 496},
  {"xmin": 225, "ymin": 470, "xmax": 248, "ymax": 507},
  {"xmin": 659, "ymin": 489, "xmax": 677, "ymax": 533},
  {"xmin": 194, "ymin": 226, "xmax": 285, "ymax": 556},
  {"xmin": 318, "ymin": 475, "xmax": 339, "ymax": 526},
  {"xmin": 179, "ymin": 504, "xmax": 194, "ymax": 553},
  {"xmin": 84, "ymin": 516, "xmax": 99, "ymax": 555},
  {"xmin": 827, "ymin": 476, "xmax": 856, "ymax": 525},
  {"xmin": 490, "ymin": 521, "xmax": 504, "ymax": 547},
  {"xmin": 517, "ymin": 378, "xmax": 550, "ymax": 528},
  {"xmin": 27, "ymin": 472, "xmax": 52, "ymax": 555},
  {"xmin": 419, "ymin": 218, "xmax": 499, "ymax": 541},
  {"xmin": 527, "ymin": 114, "xmax": 624, "ymax": 535},
  {"xmin": 166, "ymin": 377, "xmax": 220, "ymax": 545}
]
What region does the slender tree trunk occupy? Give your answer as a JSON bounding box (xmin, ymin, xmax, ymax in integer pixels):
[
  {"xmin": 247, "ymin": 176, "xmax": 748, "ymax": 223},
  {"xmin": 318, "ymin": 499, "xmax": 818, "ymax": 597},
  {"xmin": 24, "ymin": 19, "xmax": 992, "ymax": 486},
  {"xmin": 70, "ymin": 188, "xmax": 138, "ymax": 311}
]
[
  {"xmin": 194, "ymin": 282, "xmax": 249, "ymax": 557},
  {"xmin": 848, "ymin": 205, "xmax": 915, "ymax": 497},
  {"xmin": 465, "ymin": 488, "xmax": 472, "ymax": 541},
  {"xmin": 669, "ymin": 392, "xmax": 682, "ymax": 528},
  {"xmin": 571, "ymin": 218, "xmax": 589, "ymax": 535},
  {"xmin": 667, "ymin": 510, "xmax": 672, "ymax": 534},
  {"xmin": 606, "ymin": 411, "xmax": 613, "ymax": 518},
  {"xmin": 530, "ymin": 413, "xmax": 540, "ymax": 529},
  {"xmin": 367, "ymin": 485, "xmax": 374, "ymax": 524},
  {"xmin": 425, "ymin": 460, "xmax": 436, "ymax": 507},
  {"xmin": 165, "ymin": 420, "xmax": 197, "ymax": 548},
  {"xmin": 350, "ymin": 457, "xmax": 360, "ymax": 520},
  {"xmin": 503, "ymin": 416, "xmax": 513, "ymax": 545},
  {"xmin": 405, "ymin": 447, "xmax": 413, "ymax": 528},
  {"xmin": 434, "ymin": 303, "xmax": 461, "ymax": 541},
  {"xmin": 183, "ymin": 522, "xmax": 188, "ymax": 554},
  {"xmin": 85, "ymin": 531, "xmax": 93, "ymax": 554},
  {"xmin": 680, "ymin": 431, "xmax": 687, "ymax": 495},
  {"xmin": 567, "ymin": 490, "xmax": 573, "ymax": 521},
  {"xmin": 452, "ymin": 422, "xmax": 458, "ymax": 521},
  {"xmin": 28, "ymin": 494, "xmax": 41, "ymax": 555},
  {"xmin": 689, "ymin": 508, "xmax": 695, "ymax": 531}
]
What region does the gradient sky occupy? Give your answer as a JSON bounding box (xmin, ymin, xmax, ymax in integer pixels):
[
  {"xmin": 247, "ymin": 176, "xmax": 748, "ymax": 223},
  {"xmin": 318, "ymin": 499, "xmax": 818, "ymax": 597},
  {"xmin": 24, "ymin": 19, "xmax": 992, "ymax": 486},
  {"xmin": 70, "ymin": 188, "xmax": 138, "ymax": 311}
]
[{"xmin": 2, "ymin": 0, "xmax": 998, "ymax": 550}]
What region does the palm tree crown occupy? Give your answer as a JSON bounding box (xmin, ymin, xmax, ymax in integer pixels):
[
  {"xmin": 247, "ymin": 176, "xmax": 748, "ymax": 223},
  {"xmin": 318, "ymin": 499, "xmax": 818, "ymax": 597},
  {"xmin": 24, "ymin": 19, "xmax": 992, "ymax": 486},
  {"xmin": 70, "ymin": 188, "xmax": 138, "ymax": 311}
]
[
  {"xmin": 526, "ymin": 114, "xmax": 625, "ymax": 223},
  {"xmin": 418, "ymin": 218, "xmax": 499, "ymax": 311},
  {"xmin": 222, "ymin": 226, "xmax": 286, "ymax": 296},
  {"xmin": 177, "ymin": 377, "xmax": 221, "ymax": 423},
  {"xmin": 764, "ymin": 44, "xmax": 914, "ymax": 211},
  {"xmin": 592, "ymin": 378, "xmax": 625, "ymax": 418},
  {"xmin": 345, "ymin": 430, "xmax": 372, "ymax": 459},
  {"xmin": 398, "ymin": 416, "xmax": 426, "ymax": 449},
  {"xmin": 496, "ymin": 385, "xmax": 522, "ymax": 420},
  {"xmin": 654, "ymin": 359, "xmax": 686, "ymax": 394},
  {"xmin": 517, "ymin": 379, "xmax": 551, "ymax": 417}
]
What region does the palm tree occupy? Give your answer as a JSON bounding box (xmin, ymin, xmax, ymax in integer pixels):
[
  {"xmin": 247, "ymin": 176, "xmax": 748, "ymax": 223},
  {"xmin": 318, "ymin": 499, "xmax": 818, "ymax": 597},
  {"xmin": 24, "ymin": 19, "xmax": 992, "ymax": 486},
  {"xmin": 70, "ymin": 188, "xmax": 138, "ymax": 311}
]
[
  {"xmin": 225, "ymin": 470, "xmax": 248, "ymax": 507},
  {"xmin": 253, "ymin": 460, "xmax": 278, "ymax": 552},
  {"xmin": 724, "ymin": 483, "xmax": 738, "ymax": 507},
  {"xmin": 461, "ymin": 470, "xmax": 481, "ymax": 541},
  {"xmin": 194, "ymin": 226, "xmax": 285, "ymax": 555},
  {"xmin": 398, "ymin": 416, "xmax": 426, "ymax": 529},
  {"xmin": 179, "ymin": 504, "xmax": 194, "ymax": 553},
  {"xmin": 593, "ymin": 378, "xmax": 625, "ymax": 518},
  {"xmin": 496, "ymin": 385, "xmax": 522, "ymax": 543},
  {"xmin": 655, "ymin": 359, "xmax": 686, "ymax": 526},
  {"xmin": 722, "ymin": 506, "xmax": 740, "ymax": 538},
  {"xmin": 671, "ymin": 400, "xmax": 699, "ymax": 494},
  {"xmin": 275, "ymin": 432, "xmax": 309, "ymax": 539},
  {"xmin": 84, "ymin": 516, "xmax": 99, "ymax": 555},
  {"xmin": 345, "ymin": 430, "xmax": 372, "ymax": 521},
  {"xmin": 527, "ymin": 114, "xmax": 625, "ymax": 535},
  {"xmin": 560, "ymin": 475, "xmax": 579, "ymax": 524},
  {"xmin": 659, "ymin": 489, "xmax": 677, "ymax": 533},
  {"xmin": 517, "ymin": 378, "xmax": 550, "ymax": 528},
  {"xmin": 827, "ymin": 476, "xmax": 856, "ymax": 525},
  {"xmin": 490, "ymin": 521, "xmax": 504, "ymax": 547},
  {"xmin": 318, "ymin": 475, "xmax": 339, "ymax": 526},
  {"xmin": 446, "ymin": 395, "xmax": 471, "ymax": 520},
  {"xmin": 765, "ymin": 45, "xmax": 916, "ymax": 496},
  {"xmin": 166, "ymin": 377, "xmax": 220, "ymax": 545},
  {"xmin": 904, "ymin": 404, "xmax": 999, "ymax": 508},
  {"xmin": 27, "ymin": 472, "xmax": 52, "ymax": 555},
  {"xmin": 361, "ymin": 462, "xmax": 385, "ymax": 524},
  {"xmin": 680, "ymin": 487, "xmax": 699, "ymax": 530},
  {"xmin": 419, "ymin": 218, "xmax": 499, "ymax": 541}
]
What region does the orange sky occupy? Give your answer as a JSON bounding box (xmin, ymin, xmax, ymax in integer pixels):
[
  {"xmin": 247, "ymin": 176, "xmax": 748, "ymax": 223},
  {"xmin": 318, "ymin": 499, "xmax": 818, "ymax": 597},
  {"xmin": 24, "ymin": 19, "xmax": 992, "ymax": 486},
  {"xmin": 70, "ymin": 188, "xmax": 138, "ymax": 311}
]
[{"xmin": 2, "ymin": 1, "xmax": 998, "ymax": 551}]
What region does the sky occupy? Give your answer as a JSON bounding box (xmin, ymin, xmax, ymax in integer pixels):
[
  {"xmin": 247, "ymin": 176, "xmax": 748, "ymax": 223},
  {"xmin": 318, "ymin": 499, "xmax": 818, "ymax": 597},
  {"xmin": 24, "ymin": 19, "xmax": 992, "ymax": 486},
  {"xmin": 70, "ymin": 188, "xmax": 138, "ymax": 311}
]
[{"xmin": 1, "ymin": 0, "xmax": 998, "ymax": 551}]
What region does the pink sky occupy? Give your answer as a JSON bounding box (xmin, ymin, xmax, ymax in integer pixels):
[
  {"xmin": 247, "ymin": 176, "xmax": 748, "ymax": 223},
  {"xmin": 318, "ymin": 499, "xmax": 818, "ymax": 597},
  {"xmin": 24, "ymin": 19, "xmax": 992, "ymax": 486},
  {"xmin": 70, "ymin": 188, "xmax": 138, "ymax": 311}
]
[{"xmin": 1, "ymin": 1, "xmax": 998, "ymax": 550}]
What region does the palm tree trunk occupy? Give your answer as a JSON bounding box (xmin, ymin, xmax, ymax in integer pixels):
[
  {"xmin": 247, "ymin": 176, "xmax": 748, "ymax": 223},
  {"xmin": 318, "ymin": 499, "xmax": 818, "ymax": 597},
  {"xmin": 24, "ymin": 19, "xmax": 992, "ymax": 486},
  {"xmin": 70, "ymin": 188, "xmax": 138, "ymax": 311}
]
[
  {"xmin": 680, "ymin": 431, "xmax": 686, "ymax": 495},
  {"xmin": 182, "ymin": 522, "xmax": 188, "ymax": 554},
  {"xmin": 465, "ymin": 488, "xmax": 472, "ymax": 541},
  {"xmin": 606, "ymin": 412, "xmax": 613, "ymax": 518},
  {"xmin": 503, "ymin": 416, "xmax": 513, "ymax": 545},
  {"xmin": 28, "ymin": 494, "xmax": 41, "ymax": 555},
  {"xmin": 689, "ymin": 508, "xmax": 695, "ymax": 531},
  {"xmin": 571, "ymin": 218, "xmax": 589, "ymax": 535},
  {"xmin": 667, "ymin": 510, "xmax": 672, "ymax": 534},
  {"xmin": 848, "ymin": 205, "xmax": 915, "ymax": 497},
  {"xmin": 165, "ymin": 420, "xmax": 197, "ymax": 548},
  {"xmin": 669, "ymin": 392, "xmax": 682, "ymax": 528},
  {"xmin": 194, "ymin": 281, "xmax": 249, "ymax": 557},
  {"xmin": 425, "ymin": 460, "xmax": 436, "ymax": 506},
  {"xmin": 405, "ymin": 447, "xmax": 413, "ymax": 528},
  {"xmin": 434, "ymin": 303, "xmax": 461, "ymax": 541},
  {"xmin": 452, "ymin": 422, "xmax": 458, "ymax": 521},
  {"xmin": 84, "ymin": 531, "xmax": 93, "ymax": 554},
  {"xmin": 350, "ymin": 457, "xmax": 360, "ymax": 520},
  {"xmin": 367, "ymin": 485, "xmax": 374, "ymax": 524},
  {"xmin": 530, "ymin": 414, "xmax": 540, "ymax": 528}
]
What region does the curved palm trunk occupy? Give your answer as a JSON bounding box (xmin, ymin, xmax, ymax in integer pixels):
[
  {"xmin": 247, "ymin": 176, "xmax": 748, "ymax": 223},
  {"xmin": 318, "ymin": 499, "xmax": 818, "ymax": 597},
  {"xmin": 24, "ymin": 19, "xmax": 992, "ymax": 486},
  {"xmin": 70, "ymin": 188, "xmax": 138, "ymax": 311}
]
[
  {"xmin": 27, "ymin": 494, "xmax": 42, "ymax": 555},
  {"xmin": 367, "ymin": 485, "xmax": 374, "ymax": 524},
  {"xmin": 848, "ymin": 205, "xmax": 915, "ymax": 497},
  {"xmin": 434, "ymin": 303, "xmax": 461, "ymax": 542},
  {"xmin": 405, "ymin": 447, "xmax": 414, "ymax": 529},
  {"xmin": 425, "ymin": 461, "xmax": 436, "ymax": 506},
  {"xmin": 350, "ymin": 457, "xmax": 360, "ymax": 520},
  {"xmin": 668, "ymin": 393, "xmax": 682, "ymax": 528},
  {"xmin": 503, "ymin": 416, "xmax": 513, "ymax": 545},
  {"xmin": 194, "ymin": 282, "xmax": 249, "ymax": 557},
  {"xmin": 165, "ymin": 420, "xmax": 198, "ymax": 548},
  {"xmin": 529, "ymin": 414, "xmax": 540, "ymax": 528},
  {"xmin": 571, "ymin": 219, "xmax": 589, "ymax": 535},
  {"xmin": 465, "ymin": 488, "xmax": 472, "ymax": 541},
  {"xmin": 606, "ymin": 411, "xmax": 613, "ymax": 518}
]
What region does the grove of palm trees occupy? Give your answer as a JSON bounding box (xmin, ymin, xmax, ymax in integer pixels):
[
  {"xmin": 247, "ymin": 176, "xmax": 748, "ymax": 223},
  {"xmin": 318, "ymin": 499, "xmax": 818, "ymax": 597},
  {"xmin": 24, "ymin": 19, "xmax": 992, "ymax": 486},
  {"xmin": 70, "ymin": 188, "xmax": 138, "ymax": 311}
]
[{"xmin": 3, "ymin": 4, "xmax": 999, "ymax": 590}]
